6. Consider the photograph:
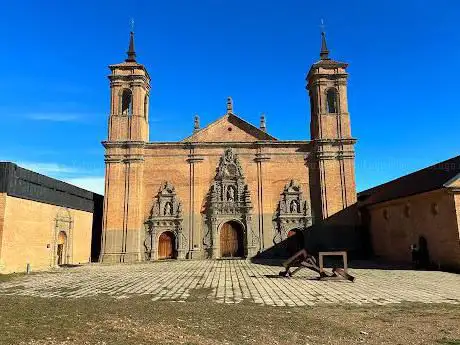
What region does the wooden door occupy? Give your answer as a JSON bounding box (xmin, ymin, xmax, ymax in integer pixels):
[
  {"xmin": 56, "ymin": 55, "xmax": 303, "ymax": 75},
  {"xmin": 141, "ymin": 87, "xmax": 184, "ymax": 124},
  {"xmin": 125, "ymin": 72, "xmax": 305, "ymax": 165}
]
[
  {"xmin": 158, "ymin": 232, "xmax": 174, "ymax": 259},
  {"xmin": 57, "ymin": 231, "xmax": 67, "ymax": 266},
  {"xmin": 57, "ymin": 244, "xmax": 63, "ymax": 265},
  {"xmin": 220, "ymin": 222, "xmax": 242, "ymax": 258}
]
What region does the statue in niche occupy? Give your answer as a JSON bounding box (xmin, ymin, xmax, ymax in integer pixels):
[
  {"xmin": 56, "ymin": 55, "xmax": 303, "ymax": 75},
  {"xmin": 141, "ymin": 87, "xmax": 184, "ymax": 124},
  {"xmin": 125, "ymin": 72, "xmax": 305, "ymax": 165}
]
[
  {"xmin": 290, "ymin": 200, "xmax": 300, "ymax": 213},
  {"xmin": 227, "ymin": 186, "xmax": 235, "ymax": 202},
  {"xmin": 273, "ymin": 180, "xmax": 312, "ymax": 244},
  {"xmin": 164, "ymin": 202, "xmax": 172, "ymax": 216}
]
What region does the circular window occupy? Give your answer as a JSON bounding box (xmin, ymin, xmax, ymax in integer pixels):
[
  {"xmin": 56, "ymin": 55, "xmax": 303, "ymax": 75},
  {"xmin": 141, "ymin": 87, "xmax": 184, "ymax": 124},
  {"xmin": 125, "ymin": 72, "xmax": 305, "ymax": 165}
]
[{"xmin": 228, "ymin": 127, "xmax": 232, "ymax": 131}]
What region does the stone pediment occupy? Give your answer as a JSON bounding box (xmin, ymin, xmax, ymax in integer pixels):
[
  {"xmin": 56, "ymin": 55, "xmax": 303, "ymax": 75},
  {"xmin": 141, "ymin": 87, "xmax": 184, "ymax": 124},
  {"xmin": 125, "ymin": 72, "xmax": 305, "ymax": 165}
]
[{"xmin": 182, "ymin": 114, "xmax": 276, "ymax": 143}]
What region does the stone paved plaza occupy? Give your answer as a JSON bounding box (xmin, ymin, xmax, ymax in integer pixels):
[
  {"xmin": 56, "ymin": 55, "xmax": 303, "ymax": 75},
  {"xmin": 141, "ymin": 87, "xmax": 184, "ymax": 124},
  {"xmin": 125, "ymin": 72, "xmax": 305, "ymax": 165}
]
[{"xmin": 1, "ymin": 260, "xmax": 459, "ymax": 306}]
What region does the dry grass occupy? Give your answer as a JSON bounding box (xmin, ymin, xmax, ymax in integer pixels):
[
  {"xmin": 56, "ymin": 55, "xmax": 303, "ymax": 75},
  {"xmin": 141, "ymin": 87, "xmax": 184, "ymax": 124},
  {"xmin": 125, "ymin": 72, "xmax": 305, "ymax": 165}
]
[{"xmin": 0, "ymin": 291, "xmax": 459, "ymax": 345}]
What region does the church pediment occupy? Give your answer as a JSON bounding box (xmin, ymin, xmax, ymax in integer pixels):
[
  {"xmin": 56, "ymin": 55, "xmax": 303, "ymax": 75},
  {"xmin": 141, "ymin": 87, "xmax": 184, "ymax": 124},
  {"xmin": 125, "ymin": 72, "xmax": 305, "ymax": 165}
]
[{"xmin": 182, "ymin": 114, "xmax": 277, "ymax": 143}]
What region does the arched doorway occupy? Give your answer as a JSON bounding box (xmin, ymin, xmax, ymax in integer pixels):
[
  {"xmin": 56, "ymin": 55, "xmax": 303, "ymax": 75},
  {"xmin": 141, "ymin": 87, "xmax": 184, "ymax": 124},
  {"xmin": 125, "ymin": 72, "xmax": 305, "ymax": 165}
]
[
  {"xmin": 220, "ymin": 221, "xmax": 244, "ymax": 258},
  {"xmin": 158, "ymin": 231, "xmax": 176, "ymax": 259},
  {"xmin": 57, "ymin": 231, "xmax": 67, "ymax": 266}
]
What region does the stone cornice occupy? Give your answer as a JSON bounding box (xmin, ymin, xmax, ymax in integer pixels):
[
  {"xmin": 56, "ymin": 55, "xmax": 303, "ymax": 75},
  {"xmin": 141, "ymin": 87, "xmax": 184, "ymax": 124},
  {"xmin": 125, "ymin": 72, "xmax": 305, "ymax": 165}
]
[
  {"xmin": 313, "ymin": 138, "xmax": 357, "ymax": 145},
  {"xmin": 109, "ymin": 114, "xmax": 148, "ymax": 118},
  {"xmin": 254, "ymin": 152, "xmax": 271, "ymax": 162},
  {"xmin": 317, "ymin": 112, "xmax": 350, "ymax": 117},
  {"xmin": 110, "ymin": 80, "xmax": 151, "ymax": 92},
  {"xmin": 108, "ymin": 63, "xmax": 151, "ymax": 80},
  {"xmin": 109, "ymin": 75, "xmax": 150, "ymax": 83},
  {"xmin": 102, "ymin": 140, "xmax": 146, "ymax": 149},
  {"xmin": 186, "ymin": 155, "xmax": 204, "ymax": 163},
  {"xmin": 146, "ymin": 140, "xmax": 312, "ymax": 150},
  {"xmin": 104, "ymin": 156, "xmax": 144, "ymax": 163},
  {"xmin": 104, "ymin": 157, "xmax": 123, "ymax": 163},
  {"xmin": 312, "ymin": 149, "xmax": 355, "ymax": 160}
]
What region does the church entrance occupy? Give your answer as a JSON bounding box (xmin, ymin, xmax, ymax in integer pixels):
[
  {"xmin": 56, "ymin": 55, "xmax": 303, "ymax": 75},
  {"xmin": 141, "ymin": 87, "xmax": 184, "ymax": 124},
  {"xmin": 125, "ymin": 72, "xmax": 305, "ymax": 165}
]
[
  {"xmin": 220, "ymin": 221, "xmax": 244, "ymax": 258},
  {"xmin": 158, "ymin": 231, "xmax": 176, "ymax": 259},
  {"xmin": 57, "ymin": 231, "xmax": 67, "ymax": 266}
]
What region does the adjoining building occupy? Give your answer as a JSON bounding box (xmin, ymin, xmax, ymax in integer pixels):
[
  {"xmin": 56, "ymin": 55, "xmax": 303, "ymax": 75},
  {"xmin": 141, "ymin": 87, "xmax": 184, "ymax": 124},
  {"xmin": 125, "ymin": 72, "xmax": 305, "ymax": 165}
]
[
  {"xmin": 100, "ymin": 31, "xmax": 358, "ymax": 263},
  {"xmin": 0, "ymin": 162, "xmax": 103, "ymax": 274},
  {"xmin": 358, "ymin": 156, "xmax": 460, "ymax": 271}
]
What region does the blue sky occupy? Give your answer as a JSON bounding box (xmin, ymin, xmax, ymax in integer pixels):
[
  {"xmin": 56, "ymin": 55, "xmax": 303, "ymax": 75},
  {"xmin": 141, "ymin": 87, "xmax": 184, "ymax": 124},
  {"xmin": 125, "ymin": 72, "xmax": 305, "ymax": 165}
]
[{"xmin": 1, "ymin": 0, "xmax": 459, "ymax": 195}]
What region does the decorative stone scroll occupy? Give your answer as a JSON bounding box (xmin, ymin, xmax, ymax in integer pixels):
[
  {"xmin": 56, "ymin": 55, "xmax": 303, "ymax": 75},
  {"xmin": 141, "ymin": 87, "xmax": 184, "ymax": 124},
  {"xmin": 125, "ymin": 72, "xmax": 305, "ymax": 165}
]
[
  {"xmin": 144, "ymin": 181, "xmax": 186, "ymax": 260},
  {"xmin": 272, "ymin": 180, "xmax": 312, "ymax": 244},
  {"xmin": 202, "ymin": 148, "xmax": 258, "ymax": 258}
]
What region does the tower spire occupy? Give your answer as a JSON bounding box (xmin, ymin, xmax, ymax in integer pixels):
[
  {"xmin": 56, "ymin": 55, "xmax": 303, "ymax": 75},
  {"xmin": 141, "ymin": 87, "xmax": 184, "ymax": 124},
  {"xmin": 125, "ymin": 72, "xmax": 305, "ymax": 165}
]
[
  {"xmin": 320, "ymin": 19, "xmax": 330, "ymax": 60},
  {"xmin": 126, "ymin": 31, "xmax": 136, "ymax": 62}
]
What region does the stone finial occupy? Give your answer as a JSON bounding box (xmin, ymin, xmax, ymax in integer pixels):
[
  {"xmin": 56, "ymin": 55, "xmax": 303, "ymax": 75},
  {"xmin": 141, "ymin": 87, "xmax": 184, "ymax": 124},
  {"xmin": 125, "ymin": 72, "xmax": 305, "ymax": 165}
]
[
  {"xmin": 260, "ymin": 113, "xmax": 266, "ymax": 132},
  {"xmin": 194, "ymin": 114, "xmax": 200, "ymax": 132},
  {"xmin": 226, "ymin": 97, "xmax": 233, "ymax": 114}
]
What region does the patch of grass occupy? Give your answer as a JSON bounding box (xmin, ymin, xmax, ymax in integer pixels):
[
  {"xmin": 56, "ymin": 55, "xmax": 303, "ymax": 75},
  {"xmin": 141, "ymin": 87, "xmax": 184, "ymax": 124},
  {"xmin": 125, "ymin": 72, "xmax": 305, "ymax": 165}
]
[
  {"xmin": 0, "ymin": 295, "xmax": 459, "ymax": 345},
  {"xmin": 438, "ymin": 340, "xmax": 460, "ymax": 345},
  {"xmin": 0, "ymin": 273, "xmax": 26, "ymax": 282}
]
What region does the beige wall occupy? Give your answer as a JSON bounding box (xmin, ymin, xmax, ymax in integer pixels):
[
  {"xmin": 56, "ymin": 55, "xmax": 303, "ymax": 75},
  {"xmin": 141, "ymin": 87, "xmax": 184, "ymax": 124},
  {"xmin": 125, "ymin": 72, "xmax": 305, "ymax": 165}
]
[
  {"xmin": 0, "ymin": 193, "xmax": 6, "ymax": 261},
  {"xmin": 367, "ymin": 189, "xmax": 460, "ymax": 269},
  {"xmin": 0, "ymin": 195, "xmax": 93, "ymax": 274}
]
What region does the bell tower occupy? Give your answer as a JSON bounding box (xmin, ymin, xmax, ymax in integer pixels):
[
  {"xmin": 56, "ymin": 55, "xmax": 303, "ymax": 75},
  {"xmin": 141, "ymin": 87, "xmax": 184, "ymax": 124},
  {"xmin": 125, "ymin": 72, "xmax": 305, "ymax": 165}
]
[
  {"xmin": 307, "ymin": 31, "xmax": 357, "ymax": 220},
  {"xmin": 100, "ymin": 31, "xmax": 150, "ymax": 263},
  {"xmin": 107, "ymin": 31, "xmax": 150, "ymax": 142}
]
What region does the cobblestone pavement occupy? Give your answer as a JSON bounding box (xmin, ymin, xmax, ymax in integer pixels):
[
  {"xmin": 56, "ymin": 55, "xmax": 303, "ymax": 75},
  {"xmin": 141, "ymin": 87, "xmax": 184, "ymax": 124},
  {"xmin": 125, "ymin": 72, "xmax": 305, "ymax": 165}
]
[{"xmin": 1, "ymin": 261, "xmax": 459, "ymax": 306}]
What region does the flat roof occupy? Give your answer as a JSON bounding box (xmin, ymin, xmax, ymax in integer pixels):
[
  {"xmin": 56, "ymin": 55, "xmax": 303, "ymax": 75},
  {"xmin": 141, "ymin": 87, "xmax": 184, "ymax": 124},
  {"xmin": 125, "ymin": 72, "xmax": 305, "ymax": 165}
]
[{"xmin": 0, "ymin": 162, "xmax": 103, "ymax": 213}]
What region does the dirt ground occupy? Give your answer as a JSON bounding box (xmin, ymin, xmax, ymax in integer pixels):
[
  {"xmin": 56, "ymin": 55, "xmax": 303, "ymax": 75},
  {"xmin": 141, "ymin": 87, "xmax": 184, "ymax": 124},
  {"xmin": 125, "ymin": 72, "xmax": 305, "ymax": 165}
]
[{"xmin": 0, "ymin": 289, "xmax": 459, "ymax": 345}]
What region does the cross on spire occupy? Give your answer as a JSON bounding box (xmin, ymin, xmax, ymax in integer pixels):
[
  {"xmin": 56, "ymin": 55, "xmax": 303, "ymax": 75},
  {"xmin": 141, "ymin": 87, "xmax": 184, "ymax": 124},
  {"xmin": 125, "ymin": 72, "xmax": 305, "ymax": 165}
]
[
  {"xmin": 125, "ymin": 19, "xmax": 136, "ymax": 62},
  {"xmin": 130, "ymin": 18, "xmax": 135, "ymax": 32},
  {"xmin": 320, "ymin": 19, "xmax": 330, "ymax": 60}
]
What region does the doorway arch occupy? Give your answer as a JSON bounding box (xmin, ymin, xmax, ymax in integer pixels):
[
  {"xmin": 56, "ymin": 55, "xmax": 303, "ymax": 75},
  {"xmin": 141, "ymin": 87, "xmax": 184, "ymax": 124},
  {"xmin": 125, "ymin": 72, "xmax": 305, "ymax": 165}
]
[
  {"xmin": 158, "ymin": 231, "xmax": 176, "ymax": 259},
  {"xmin": 220, "ymin": 221, "xmax": 244, "ymax": 258},
  {"xmin": 57, "ymin": 231, "xmax": 67, "ymax": 266}
]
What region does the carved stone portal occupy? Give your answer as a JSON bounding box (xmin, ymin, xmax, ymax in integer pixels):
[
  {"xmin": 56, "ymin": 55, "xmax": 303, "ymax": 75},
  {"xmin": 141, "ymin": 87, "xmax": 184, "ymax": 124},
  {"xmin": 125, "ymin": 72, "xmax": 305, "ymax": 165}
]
[
  {"xmin": 203, "ymin": 148, "xmax": 258, "ymax": 258},
  {"xmin": 54, "ymin": 208, "xmax": 73, "ymax": 267},
  {"xmin": 144, "ymin": 181, "xmax": 186, "ymax": 260},
  {"xmin": 273, "ymin": 180, "xmax": 312, "ymax": 244}
]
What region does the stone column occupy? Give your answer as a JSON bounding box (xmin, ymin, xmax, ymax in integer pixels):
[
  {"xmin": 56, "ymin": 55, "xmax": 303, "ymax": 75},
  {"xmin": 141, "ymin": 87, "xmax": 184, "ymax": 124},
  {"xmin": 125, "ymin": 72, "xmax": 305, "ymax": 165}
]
[
  {"xmin": 177, "ymin": 226, "xmax": 187, "ymax": 259},
  {"xmin": 245, "ymin": 215, "xmax": 257, "ymax": 258},
  {"xmin": 211, "ymin": 216, "xmax": 219, "ymax": 258},
  {"xmin": 186, "ymin": 151, "xmax": 204, "ymax": 259}
]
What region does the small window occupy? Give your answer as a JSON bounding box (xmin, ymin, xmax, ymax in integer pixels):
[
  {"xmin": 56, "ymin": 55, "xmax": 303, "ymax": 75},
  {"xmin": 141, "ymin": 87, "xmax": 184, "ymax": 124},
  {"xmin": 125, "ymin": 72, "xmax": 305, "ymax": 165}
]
[
  {"xmin": 121, "ymin": 89, "xmax": 133, "ymax": 116},
  {"xmin": 326, "ymin": 88, "xmax": 338, "ymax": 113}
]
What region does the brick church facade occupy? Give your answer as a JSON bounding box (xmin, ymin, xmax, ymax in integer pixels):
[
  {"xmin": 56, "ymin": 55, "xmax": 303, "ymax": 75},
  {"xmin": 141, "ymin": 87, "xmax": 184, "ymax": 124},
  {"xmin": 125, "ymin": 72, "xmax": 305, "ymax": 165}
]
[{"xmin": 100, "ymin": 32, "xmax": 357, "ymax": 263}]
